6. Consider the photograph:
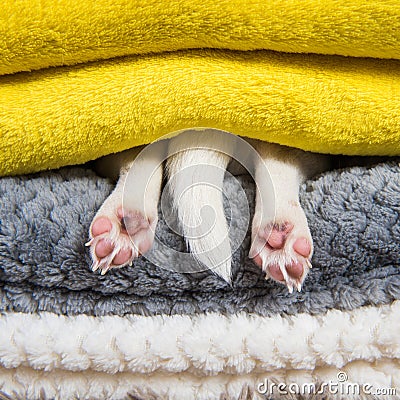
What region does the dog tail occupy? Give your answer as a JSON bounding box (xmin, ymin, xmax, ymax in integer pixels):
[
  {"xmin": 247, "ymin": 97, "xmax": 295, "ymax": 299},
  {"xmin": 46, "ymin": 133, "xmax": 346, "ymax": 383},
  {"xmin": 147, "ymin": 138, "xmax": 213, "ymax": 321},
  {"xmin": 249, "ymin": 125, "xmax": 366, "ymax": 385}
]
[{"xmin": 166, "ymin": 132, "xmax": 232, "ymax": 282}]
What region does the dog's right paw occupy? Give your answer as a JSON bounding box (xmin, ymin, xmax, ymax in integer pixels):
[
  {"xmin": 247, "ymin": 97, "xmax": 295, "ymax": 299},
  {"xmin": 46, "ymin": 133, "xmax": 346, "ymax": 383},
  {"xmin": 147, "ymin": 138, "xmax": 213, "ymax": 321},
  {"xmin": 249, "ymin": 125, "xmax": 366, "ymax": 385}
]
[
  {"xmin": 87, "ymin": 206, "xmax": 156, "ymax": 275},
  {"xmin": 250, "ymin": 219, "xmax": 313, "ymax": 293}
]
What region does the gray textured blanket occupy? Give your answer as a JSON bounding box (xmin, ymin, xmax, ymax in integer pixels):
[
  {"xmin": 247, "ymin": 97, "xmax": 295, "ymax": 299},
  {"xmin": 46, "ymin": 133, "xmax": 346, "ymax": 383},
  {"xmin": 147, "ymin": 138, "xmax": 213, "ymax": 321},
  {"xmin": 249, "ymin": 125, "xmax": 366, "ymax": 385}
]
[{"xmin": 0, "ymin": 162, "xmax": 399, "ymax": 317}]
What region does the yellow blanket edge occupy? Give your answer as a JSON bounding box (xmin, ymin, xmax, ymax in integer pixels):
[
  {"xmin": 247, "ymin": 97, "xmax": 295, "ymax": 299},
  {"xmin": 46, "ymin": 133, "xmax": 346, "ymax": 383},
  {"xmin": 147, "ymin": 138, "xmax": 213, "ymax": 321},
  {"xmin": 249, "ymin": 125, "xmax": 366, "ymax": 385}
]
[
  {"xmin": 1, "ymin": 50, "xmax": 399, "ymax": 176},
  {"xmin": 1, "ymin": 0, "xmax": 400, "ymax": 75}
]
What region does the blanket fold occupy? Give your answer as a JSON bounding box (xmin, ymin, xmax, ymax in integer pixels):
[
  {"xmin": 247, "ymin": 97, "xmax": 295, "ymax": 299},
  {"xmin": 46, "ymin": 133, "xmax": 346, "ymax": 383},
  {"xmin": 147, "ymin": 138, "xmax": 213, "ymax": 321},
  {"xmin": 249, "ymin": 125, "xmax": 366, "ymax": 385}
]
[
  {"xmin": 0, "ymin": 0, "xmax": 400, "ymax": 176},
  {"xmin": 1, "ymin": 50, "xmax": 400, "ymax": 176},
  {"xmin": 1, "ymin": 0, "xmax": 400, "ymax": 76}
]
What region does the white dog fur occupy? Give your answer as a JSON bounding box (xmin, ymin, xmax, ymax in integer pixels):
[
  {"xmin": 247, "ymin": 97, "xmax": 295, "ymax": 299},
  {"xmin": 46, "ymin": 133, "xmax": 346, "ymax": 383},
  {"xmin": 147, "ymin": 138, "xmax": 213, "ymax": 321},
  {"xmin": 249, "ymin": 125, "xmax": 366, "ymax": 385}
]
[{"xmin": 87, "ymin": 130, "xmax": 329, "ymax": 292}]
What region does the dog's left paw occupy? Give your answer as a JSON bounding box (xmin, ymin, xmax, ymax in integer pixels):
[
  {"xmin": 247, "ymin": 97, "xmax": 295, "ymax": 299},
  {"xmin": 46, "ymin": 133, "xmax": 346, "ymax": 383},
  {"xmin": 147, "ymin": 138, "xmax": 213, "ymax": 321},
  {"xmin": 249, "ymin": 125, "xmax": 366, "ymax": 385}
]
[
  {"xmin": 250, "ymin": 219, "xmax": 313, "ymax": 293},
  {"xmin": 87, "ymin": 190, "xmax": 157, "ymax": 275}
]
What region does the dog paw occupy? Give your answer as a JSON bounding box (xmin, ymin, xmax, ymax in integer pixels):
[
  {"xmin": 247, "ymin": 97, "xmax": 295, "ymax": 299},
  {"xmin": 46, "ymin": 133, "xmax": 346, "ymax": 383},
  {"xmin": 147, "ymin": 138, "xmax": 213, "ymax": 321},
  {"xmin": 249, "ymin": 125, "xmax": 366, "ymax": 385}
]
[
  {"xmin": 250, "ymin": 221, "xmax": 313, "ymax": 293},
  {"xmin": 87, "ymin": 206, "xmax": 156, "ymax": 275}
]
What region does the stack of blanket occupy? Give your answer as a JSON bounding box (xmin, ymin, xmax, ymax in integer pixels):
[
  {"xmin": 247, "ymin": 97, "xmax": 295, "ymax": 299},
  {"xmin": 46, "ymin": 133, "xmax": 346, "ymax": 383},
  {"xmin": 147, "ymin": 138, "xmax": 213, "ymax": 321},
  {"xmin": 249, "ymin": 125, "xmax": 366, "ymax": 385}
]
[{"xmin": 0, "ymin": 1, "xmax": 399, "ymax": 399}]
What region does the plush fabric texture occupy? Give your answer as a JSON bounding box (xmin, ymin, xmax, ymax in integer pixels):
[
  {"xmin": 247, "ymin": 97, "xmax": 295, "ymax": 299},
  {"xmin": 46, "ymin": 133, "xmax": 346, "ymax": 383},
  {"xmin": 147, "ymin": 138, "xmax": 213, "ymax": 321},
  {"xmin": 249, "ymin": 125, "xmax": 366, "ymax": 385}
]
[
  {"xmin": 1, "ymin": 0, "xmax": 400, "ymax": 75},
  {"xmin": 1, "ymin": 162, "xmax": 399, "ymax": 317},
  {"xmin": 0, "ymin": 303, "xmax": 400, "ymax": 400},
  {"xmin": 1, "ymin": 1, "xmax": 400, "ymax": 176},
  {"xmin": 1, "ymin": 2, "xmax": 400, "ymax": 397},
  {"xmin": 1, "ymin": 361, "xmax": 399, "ymax": 400}
]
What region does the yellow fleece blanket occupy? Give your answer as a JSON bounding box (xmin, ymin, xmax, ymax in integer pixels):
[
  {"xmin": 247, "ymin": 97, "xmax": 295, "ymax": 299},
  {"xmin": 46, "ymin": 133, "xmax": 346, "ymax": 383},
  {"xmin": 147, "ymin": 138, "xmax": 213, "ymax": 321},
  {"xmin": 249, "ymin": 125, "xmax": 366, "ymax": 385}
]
[{"xmin": 1, "ymin": 0, "xmax": 400, "ymax": 176}]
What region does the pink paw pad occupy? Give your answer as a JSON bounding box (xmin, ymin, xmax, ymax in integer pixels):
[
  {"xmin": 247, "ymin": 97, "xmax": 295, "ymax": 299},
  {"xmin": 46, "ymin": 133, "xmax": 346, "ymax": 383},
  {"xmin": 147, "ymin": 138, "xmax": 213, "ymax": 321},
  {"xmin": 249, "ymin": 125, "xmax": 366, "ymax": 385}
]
[
  {"xmin": 268, "ymin": 261, "xmax": 304, "ymax": 282},
  {"xmin": 88, "ymin": 207, "xmax": 157, "ymax": 275},
  {"xmin": 250, "ymin": 220, "xmax": 313, "ymax": 292},
  {"xmin": 293, "ymin": 237, "xmax": 311, "ymax": 258},
  {"xmin": 112, "ymin": 248, "xmax": 133, "ymax": 265},
  {"xmin": 266, "ymin": 223, "xmax": 293, "ymax": 249},
  {"xmin": 265, "ymin": 223, "xmax": 311, "ymax": 259},
  {"xmin": 117, "ymin": 207, "xmax": 150, "ymax": 235},
  {"xmin": 91, "ymin": 215, "xmax": 133, "ymax": 266},
  {"xmin": 94, "ymin": 238, "xmax": 114, "ymax": 258},
  {"xmin": 91, "ymin": 217, "xmax": 112, "ymax": 236}
]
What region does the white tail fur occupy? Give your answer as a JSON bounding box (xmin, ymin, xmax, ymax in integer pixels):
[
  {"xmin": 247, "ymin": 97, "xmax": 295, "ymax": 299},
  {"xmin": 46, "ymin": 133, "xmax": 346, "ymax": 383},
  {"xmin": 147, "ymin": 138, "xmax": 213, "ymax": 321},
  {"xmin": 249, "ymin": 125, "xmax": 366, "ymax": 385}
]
[{"xmin": 166, "ymin": 131, "xmax": 233, "ymax": 282}]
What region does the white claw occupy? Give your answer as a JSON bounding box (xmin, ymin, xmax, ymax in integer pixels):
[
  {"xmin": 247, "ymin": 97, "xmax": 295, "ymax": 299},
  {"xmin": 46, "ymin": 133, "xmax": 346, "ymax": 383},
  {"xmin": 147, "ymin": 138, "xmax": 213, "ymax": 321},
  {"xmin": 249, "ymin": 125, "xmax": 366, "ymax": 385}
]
[
  {"xmin": 85, "ymin": 238, "xmax": 94, "ymax": 247},
  {"xmin": 100, "ymin": 266, "xmax": 110, "ymax": 275},
  {"xmin": 278, "ymin": 262, "xmax": 290, "ymax": 284},
  {"xmin": 260, "ymin": 252, "xmax": 268, "ymax": 272},
  {"xmin": 92, "ymin": 260, "xmax": 100, "ymax": 272},
  {"xmin": 306, "ymin": 259, "xmax": 312, "ymax": 269},
  {"xmin": 286, "ymin": 282, "xmax": 294, "ymax": 294},
  {"xmin": 296, "ymin": 282, "xmax": 302, "ymax": 292}
]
